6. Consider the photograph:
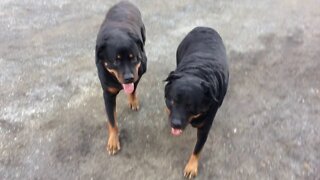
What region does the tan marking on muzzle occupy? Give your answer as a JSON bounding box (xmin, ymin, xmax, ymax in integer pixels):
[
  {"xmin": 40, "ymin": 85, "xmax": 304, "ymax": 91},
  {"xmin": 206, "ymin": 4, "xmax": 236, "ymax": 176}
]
[
  {"xmin": 189, "ymin": 113, "xmax": 202, "ymax": 122},
  {"xmin": 133, "ymin": 62, "xmax": 141, "ymax": 82},
  {"xmin": 165, "ymin": 107, "xmax": 171, "ymax": 115},
  {"xmin": 107, "ymin": 68, "xmax": 124, "ymax": 83}
]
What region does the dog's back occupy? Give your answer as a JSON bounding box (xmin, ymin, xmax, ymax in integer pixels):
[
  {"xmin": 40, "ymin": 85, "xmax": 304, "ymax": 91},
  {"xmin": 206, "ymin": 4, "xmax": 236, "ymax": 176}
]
[{"xmin": 176, "ymin": 27, "xmax": 229, "ymax": 105}]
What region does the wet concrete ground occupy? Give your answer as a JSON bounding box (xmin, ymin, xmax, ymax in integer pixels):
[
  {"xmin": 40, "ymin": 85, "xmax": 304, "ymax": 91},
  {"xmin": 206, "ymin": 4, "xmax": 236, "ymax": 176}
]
[{"xmin": 1, "ymin": 0, "xmax": 320, "ymax": 179}]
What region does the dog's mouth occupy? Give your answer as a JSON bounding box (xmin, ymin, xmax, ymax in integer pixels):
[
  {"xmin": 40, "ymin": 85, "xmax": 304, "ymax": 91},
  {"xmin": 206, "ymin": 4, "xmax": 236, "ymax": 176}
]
[
  {"xmin": 171, "ymin": 128, "xmax": 183, "ymax": 136},
  {"xmin": 122, "ymin": 83, "xmax": 134, "ymax": 94}
]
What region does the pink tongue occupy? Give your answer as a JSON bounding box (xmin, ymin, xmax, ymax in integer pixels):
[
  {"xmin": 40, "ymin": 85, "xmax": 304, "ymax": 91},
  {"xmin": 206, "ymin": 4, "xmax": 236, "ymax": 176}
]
[
  {"xmin": 122, "ymin": 83, "xmax": 134, "ymax": 94},
  {"xmin": 171, "ymin": 128, "xmax": 182, "ymax": 136}
]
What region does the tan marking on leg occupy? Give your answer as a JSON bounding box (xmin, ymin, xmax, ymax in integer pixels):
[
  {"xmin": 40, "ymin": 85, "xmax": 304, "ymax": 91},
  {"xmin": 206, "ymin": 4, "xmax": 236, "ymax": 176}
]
[
  {"xmin": 184, "ymin": 154, "xmax": 199, "ymax": 179},
  {"xmin": 106, "ymin": 111, "xmax": 120, "ymax": 155},
  {"xmin": 128, "ymin": 91, "xmax": 139, "ymax": 111},
  {"xmin": 188, "ymin": 113, "xmax": 205, "ymax": 128},
  {"xmin": 192, "ymin": 113, "xmax": 202, "ymax": 119}
]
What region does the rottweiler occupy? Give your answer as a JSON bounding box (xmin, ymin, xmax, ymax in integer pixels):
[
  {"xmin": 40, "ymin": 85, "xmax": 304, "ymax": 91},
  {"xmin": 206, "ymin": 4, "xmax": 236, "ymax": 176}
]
[
  {"xmin": 164, "ymin": 27, "xmax": 229, "ymax": 178},
  {"xmin": 95, "ymin": 1, "xmax": 147, "ymax": 155}
]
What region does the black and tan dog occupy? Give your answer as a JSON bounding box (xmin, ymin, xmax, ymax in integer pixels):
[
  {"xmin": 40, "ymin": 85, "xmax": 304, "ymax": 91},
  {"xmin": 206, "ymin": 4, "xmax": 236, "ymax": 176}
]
[
  {"xmin": 165, "ymin": 27, "xmax": 229, "ymax": 178},
  {"xmin": 95, "ymin": 1, "xmax": 147, "ymax": 155}
]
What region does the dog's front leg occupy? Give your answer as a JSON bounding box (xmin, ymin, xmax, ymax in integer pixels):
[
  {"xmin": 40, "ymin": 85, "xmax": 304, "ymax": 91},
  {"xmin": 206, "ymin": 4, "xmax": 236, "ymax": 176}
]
[
  {"xmin": 184, "ymin": 108, "xmax": 218, "ymax": 178},
  {"xmin": 103, "ymin": 91, "xmax": 120, "ymax": 155}
]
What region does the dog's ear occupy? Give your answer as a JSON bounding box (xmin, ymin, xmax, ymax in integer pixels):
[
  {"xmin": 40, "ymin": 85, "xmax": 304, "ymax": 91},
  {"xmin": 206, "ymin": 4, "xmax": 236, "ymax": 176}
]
[
  {"xmin": 201, "ymin": 81, "xmax": 219, "ymax": 105},
  {"xmin": 95, "ymin": 35, "xmax": 111, "ymax": 64},
  {"xmin": 95, "ymin": 41, "xmax": 108, "ymax": 64},
  {"xmin": 164, "ymin": 71, "xmax": 181, "ymax": 82},
  {"xmin": 128, "ymin": 32, "xmax": 144, "ymax": 53}
]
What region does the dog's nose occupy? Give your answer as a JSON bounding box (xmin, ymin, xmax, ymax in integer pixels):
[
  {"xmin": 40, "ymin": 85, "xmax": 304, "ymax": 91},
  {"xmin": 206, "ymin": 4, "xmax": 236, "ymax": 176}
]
[
  {"xmin": 124, "ymin": 73, "xmax": 134, "ymax": 83},
  {"xmin": 171, "ymin": 118, "xmax": 183, "ymax": 129}
]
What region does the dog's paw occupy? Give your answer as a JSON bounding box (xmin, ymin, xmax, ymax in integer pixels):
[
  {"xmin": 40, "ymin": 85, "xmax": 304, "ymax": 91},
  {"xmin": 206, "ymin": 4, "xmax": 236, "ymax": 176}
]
[
  {"xmin": 106, "ymin": 133, "xmax": 120, "ymax": 155},
  {"xmin": 184, "ymin": 155, "xmax": 199, "ymax": 179},
  {"xmin": 128, "ymin": 98, "xmax": 139, "ymax": 111}
]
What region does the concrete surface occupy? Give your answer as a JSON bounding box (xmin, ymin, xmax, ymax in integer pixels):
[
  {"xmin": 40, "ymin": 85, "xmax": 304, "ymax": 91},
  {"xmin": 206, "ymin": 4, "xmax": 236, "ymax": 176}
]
[{"xmin": 1, "ymin": 0, "xmax": 319, "ymax": 179}]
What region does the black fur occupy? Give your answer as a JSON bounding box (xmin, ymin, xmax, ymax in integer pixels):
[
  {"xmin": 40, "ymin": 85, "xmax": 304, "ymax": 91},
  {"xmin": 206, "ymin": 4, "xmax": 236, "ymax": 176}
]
[
  {"xmin": 95, "ymin": 1, "xmax": 147, "ymax": 129},
  {"xmin": 165, "ymin": 27, "xmax": 229, "ymax": 156}
]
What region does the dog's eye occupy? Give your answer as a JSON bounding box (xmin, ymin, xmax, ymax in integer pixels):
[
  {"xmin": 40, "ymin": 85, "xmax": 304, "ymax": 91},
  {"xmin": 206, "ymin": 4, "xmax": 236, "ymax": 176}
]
[
  {"xmin": 130, "ymin": 55, "xmax": 138, "ymax": 62},
  {"xmin": 193, "ymin": 113, "xmax": 201, "ymax": 118}
]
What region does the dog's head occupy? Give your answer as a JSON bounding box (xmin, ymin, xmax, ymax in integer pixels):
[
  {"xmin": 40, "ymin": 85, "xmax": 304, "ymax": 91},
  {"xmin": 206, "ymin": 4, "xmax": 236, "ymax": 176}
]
[
  {"xmin": 164, "ymin": 72, "xmax": 213, "ymax": 136},
  {"xmin": 96, "ymin": 30, "xmax": 144, "ymax": 94}
]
